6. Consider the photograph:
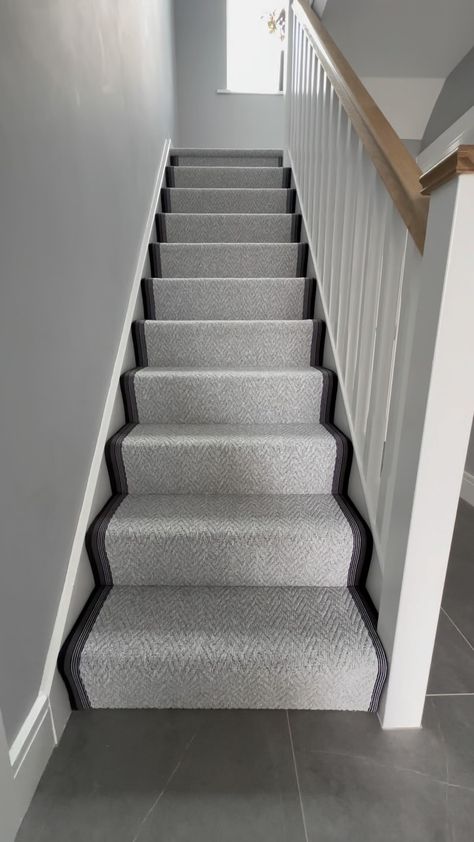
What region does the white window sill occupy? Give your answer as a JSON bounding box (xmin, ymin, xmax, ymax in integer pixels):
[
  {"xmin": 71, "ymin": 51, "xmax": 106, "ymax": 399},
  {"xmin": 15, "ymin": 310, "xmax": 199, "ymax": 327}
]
[{"xmin": 216, "ymin": 88, "xmax": 284, "ymax": 96}]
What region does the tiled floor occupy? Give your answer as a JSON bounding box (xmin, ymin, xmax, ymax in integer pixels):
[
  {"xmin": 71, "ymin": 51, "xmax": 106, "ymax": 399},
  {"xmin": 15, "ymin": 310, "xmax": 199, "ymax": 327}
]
[{"xmin": 16, "ymin": 501, "xmax": 474, "ymax": 842}]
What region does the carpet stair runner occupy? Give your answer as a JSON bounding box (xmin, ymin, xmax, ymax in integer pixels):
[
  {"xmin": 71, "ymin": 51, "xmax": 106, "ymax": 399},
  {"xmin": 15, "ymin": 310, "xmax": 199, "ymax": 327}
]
[{"xmin": 60, "ymin": 147, "xmax": 387, "ymax": 712}]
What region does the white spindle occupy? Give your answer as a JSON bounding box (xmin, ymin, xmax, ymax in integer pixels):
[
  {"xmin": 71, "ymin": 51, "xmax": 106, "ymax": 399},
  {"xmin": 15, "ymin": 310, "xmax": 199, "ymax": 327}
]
[
  {"xmin": 327, "ymin": 100, "xmax": 345, "ymax": 325},
  {"xmin": 287, "ymin": 6, "xmax": 413, "ymax": 566}
]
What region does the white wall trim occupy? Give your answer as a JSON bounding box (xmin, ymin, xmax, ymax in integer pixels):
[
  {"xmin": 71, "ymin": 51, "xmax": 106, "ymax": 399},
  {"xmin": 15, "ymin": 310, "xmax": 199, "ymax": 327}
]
[
  {"xmin": 6, "ymin": 693, "xmax": 55, "ymax": 839},
  {"xmin": 9, "ymin": 694, "xmax": 50, "ymax": 773},
  {"xmin": 461, "ymin": 470, "xmax": 474, "ymax": 507},
  {"xmin": 3, "ymin": 137, "xmax": 171, "ymax": 835}
]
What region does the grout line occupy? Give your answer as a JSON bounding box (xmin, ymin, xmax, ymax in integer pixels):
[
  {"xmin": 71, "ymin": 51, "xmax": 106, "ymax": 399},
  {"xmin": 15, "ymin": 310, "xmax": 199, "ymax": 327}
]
[
  {"xmin": 132, "ymin": 731, "xmax": 197, "ymax": 842},
  {"xmin": 286, "ymin": 711, "xmax": 310, "ymax": 842},
  {"xmin": 427, "ymin": 693, "xmax": 474, "ymax": 697},
  {"xmin": 441, "ymin": 607, "xmax": 474, "ymax": 652}
]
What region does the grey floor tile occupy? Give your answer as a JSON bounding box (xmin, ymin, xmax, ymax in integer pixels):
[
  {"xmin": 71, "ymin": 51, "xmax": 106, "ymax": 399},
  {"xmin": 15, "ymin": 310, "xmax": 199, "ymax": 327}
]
[
  {"xmin": 428, "ymin": 609, "xmax": 474, "ymax": 694},
  {"xmin": 294, "ymin": 748, "xmax": 449, "ymax": 842},
  {"xmin": 424, "ymin": 696, "xmax": 474, "ymax": 789},
  {"xmin": 136, "ymin": 710, "xmax": 306, "ymax": 842},
  {"xmin": 15, "ymin": 710, "xmax": 205, "ymax": 842},
  {"xmin": 446, "ymin": 783, "xmax": 474, "ymax": 842},
  {"xmin": 289, "ymin": 709, "xmax": 446, "ymax": 780},
  {"xmin": 442, "ymin": 500, "xmax": 474, "ymax": 645},
  {"xmin": 16, "ymin": 710, "xmax": 305, "ymax": 842}
]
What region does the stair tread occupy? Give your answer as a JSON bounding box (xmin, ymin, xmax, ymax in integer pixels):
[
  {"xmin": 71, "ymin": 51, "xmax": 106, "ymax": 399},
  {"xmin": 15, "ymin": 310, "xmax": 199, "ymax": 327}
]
[
  {"xmin": 98, "ymin": 493, "xmax": 360, "ymax": 588},
  {"xmin": 132, "ymin": 366, "xmax": 325, "ymax": 375},
  {"xmin": 144, "ymin": 277, "xmax": 314, "ymax": 321},
  {"xmin": 136, "ymin": 318, "xmax": 319, "ymax": 369},
  {"xmin": 154, "ymin": 242, "xmax": 302, "ymax": 248},
  {"xmin": 158, "ymin": 212, "xmax": 295, "ymax": 218},
  {"xmin": 122, "ymin": 421, "xmax": 336, "ymax": 441},
  {"xmin": 109, "ymin": 491, "xmax": 351, "ymax": 534},
  {"xmin": 139, "ymin": 317, "xmax": 314, "ymax": 324},
  {"xmin": 79, "ymin": 585, "xmax": 381, "ymax": 710},
  {"xmin": 150, "ymin": 241, "xmax": 308, "ymax": 279},
  {"xmin": 161, "ymin": 187, "xmax": 295, "ymax": 214},
  {"xmin": 170, "ymin": 147, "xmax": 284, "ymax": 155},
  {"xmin": 156, "ymin": 213, "xmax": 300, "ymax": 244},
  {"xmin": 150, "ymin": 275, "xmax": 308, "ymax": 280},
  {"xmin": 126, "ymin": 367, "xmax": 329, "ymax": 424},
  {"xmin": 167, "ymin": 166, "xmax": 290, "ymax": 188}
]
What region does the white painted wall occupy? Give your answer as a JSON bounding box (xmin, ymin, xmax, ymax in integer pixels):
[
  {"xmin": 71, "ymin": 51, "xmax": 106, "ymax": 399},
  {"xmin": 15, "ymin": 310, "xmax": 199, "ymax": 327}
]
[
  {"xmin": 319, "ymin": 0, "xmax": 474, "ymax": 141},
  {"xmin": 362, "ymin": 77, "xmax": 444, "ymax": 141},
  {"xmin": 173, "ymin": 0, "xmax": 285, "ymax": 148},
  {"xmin": 322, "ymin": 0, "xmax": 474, "ymax": 78}
]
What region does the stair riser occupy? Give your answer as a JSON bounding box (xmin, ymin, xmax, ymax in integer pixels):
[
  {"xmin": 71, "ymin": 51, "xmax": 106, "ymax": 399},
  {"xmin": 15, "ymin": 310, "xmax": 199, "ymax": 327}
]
[
  {"xmin": 166, "ymin": 166, "xmax": 291, "ymax": 188},
  {"xmin": 133, "ymin": 320, "xmax": 321, "ymax": 368},
  {"xmin": 76, "ymin": 586, "xmax": 381, "ymax": 711},
  {"xmin": 104, "ymin": 532, "xmax": 354, "ymax": 588},
  {"xmin": 105, "ymin": 538, "xmax": 353, "ymax": 587},
  {"xmin": 150, "ymin": 243, "xmax": 308, "ymax": 279},
  {"xmin": 89, "ymin": 493, "xmax": 366, "ymax": 590},
  {"xmin": 161, "ymin": 188, "xmax": 296, "ymax": 214},
  {"xmin": 170, "ymin": 151, "xmax": 283, "ymax": 167},
  {"xmin": 122, "ymin": 370, "xmax": 330, "ymax": 424},
  {"xmin": 108, "ymin": 431, "xmax": 343, "ymax": 496},
  {"xmin": 156, "ymin": 213, "xmax": 301, "ymax": 244},
  {"xmin": 143, "ymin": 277, "xmax": 315, "ymax": 321},
  {"xmin": 80, "ymin": 659, "xmax": 375, "ymax": 710}
]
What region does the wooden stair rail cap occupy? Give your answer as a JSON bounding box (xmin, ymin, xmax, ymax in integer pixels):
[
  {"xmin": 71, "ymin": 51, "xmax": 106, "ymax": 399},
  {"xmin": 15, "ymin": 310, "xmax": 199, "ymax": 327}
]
[{"xmin": 420, "ymin": 145, "xmax": 474, "ymax": 195}]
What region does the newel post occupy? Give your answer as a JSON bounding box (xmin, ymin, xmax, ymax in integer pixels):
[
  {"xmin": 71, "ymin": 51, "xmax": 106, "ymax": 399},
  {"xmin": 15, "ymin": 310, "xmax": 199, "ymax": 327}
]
[{"xmin": 377, "ymin": 148, "xmax": 474, "ymax": 728}]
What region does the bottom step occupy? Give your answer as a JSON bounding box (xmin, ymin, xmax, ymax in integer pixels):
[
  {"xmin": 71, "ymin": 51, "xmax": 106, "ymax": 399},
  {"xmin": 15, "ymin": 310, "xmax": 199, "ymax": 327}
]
[{"xmin": 63, "ymin": 585, "xmax": 385, "ymax": 712}]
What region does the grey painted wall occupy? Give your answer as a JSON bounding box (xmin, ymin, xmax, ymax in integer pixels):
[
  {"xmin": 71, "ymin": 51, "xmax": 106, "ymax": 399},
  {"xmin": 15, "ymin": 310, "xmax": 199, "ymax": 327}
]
[
  {"xmin": 0, "ymin": 0, "xmax": 176, "ymax": 745},
  {"xmin": 173, "ymin": 0, "xmax": 285, "ymax": 148},
  {"xmin": 321, "ymin": 0, "xmax": 474, "ymax": 78},
  {"xmin": 422, "ymin": 47, "xmax": 474, "ymax": 149}
]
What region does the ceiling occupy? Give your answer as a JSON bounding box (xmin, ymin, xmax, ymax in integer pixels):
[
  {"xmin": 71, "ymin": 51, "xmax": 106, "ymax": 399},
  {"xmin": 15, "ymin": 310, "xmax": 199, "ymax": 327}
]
[{"xmin": 321, "ymin": 0, "xmax": 474, "ymax": 78}]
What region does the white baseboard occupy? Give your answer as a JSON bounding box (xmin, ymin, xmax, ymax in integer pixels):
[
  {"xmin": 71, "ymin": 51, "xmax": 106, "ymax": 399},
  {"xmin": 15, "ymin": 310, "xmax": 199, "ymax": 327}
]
[
  {"xmin": 8, "ymin": 694, "xmax": 55, "ymax": 834},
  {"xmin": 461, "ymin": 470, "xmax": 474, "ymax": 506},
  {"xmin": 4, "ymin": 137, "xmax": 172, "ymax": 836}
]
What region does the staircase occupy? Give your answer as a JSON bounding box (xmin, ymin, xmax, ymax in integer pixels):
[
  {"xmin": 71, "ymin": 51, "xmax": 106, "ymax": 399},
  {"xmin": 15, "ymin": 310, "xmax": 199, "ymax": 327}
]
[{"xmin": 60, "ymin": 148, "xmax": 387, "ymax": 712}]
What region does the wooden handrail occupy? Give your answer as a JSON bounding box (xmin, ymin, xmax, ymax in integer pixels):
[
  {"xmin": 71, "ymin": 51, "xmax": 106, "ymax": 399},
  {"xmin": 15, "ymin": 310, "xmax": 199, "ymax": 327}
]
[
  {"xmin": 292, "ymin": 0, "xmax": 429, "ymax": 253},
  {"xmin": 420, "ymin": 145, "xmax": 474, "ymax": 195}
]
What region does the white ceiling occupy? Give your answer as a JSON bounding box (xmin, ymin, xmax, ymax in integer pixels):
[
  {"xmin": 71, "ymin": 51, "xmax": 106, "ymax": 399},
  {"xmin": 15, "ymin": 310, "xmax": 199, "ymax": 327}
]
[{"xmin": 322, "ymin": 0, "xmax": 474, "ymax": 78}]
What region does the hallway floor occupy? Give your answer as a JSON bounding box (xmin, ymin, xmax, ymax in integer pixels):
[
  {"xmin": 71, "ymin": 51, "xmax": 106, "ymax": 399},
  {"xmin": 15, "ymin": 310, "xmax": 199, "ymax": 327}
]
[{"xmin": 16, "ymin": 501, "xmax": 474, "ymax": 842}]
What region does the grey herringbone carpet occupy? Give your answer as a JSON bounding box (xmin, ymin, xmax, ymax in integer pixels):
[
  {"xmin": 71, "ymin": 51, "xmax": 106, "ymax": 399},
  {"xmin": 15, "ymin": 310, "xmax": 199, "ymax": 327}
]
[{"xmin": 60, "ymin": 147, "xmax": 387, "ymax": 712}]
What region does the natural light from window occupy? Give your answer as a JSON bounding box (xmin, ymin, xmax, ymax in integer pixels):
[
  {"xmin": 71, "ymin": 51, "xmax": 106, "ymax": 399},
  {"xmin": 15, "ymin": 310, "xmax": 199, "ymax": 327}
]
[{"xmin": 226, "ymin": 1, "xmax": 288, "ymax": 94}]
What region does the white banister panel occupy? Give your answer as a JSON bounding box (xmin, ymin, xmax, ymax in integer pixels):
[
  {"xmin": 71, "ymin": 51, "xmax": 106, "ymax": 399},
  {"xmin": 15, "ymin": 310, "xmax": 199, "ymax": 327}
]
[{"xmin": 288, "ymin": 14, "xmax": 409, "ymax": 553}]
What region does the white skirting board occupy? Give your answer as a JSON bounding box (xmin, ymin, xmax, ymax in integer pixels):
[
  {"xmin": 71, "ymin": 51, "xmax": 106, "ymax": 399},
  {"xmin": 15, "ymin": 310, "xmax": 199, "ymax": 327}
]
[
  {"xmin": 2, "ymin": 137, "xmax": 172, "ymax": 838},
  {"xmin": 461, "ymin": 471, "xmax": 474, "ymax": 507}
]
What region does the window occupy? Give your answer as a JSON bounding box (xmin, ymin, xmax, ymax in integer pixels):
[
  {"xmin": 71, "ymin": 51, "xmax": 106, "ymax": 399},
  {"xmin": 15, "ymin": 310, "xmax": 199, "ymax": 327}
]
[{"xmin": 226, "ymin": 1, "xmax": 288, "ymax": 94}]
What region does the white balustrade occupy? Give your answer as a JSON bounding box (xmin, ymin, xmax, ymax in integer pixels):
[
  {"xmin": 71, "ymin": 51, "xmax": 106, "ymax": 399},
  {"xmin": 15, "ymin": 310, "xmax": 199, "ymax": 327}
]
[
  {"xmin": 287, "ymin": 1, "xmax": 474, "ymax": 727},
  {"xmin": 288, "ymin": 11, "xmax": 410, "ymax": 557}
]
